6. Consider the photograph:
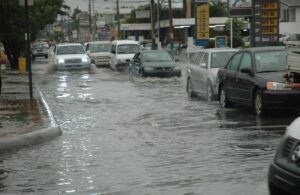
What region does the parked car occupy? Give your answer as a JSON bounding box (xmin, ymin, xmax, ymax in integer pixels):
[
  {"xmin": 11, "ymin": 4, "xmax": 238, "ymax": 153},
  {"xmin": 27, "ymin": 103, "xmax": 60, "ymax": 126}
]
[
  {"xmin": 31, "ymin": 42, "xmax": 48, "ymax": 60},
  {"xmin": 86, "ymin": 41, "xmax": 112, "ymax": 68},
  {"xmin": 50, "ymin": 43, "xmax": 91, "ymax": 70},
  {"xmin": 110, "ymin": 40, "xmax": 140, "ymax": 70},
  {"xmin": 129, "ymin": 50, "xmax": 181, "ymax": 78},
  {"xmin": 186, "ymin": 48, "xmax": 238, "ymax": 101},
  {"xmin": 217, "ymin": 46, "xmax": 300, "ymax": 116},
  {"xmin": 268, "ymin": 117, "xmax": 300, "ymax": 195}
]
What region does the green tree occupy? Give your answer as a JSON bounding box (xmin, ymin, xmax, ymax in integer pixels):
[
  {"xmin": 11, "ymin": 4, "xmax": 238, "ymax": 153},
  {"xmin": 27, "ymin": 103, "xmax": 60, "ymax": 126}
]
[
  {"xmin": 209, "ymin": 0, "xmax": 227, "ymax": 17},
  {"xmin": 225, "ymin": 18, "xmax": 245, "ymax": 47},
  {"xmin": 0, "ymin": 0, "xmax": 64, "ymax": 69}
]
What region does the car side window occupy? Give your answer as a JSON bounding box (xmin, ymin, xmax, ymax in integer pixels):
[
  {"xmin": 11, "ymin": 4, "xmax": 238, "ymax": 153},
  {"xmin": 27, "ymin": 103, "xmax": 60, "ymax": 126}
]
[
  {"xmin": 190, "ymin": 52, "xmax": 204, "ymax": 65},
  {"xmin": 228, "ymin": 53, "xmax": 242, "ymax": 71},
  {"xmin": 111, "ymin": 45, "xmax": 116, "ymax": 54},
  {"xmin": 239, "ymin": 53, "xmax": 252, "ymax": 71},
  {"xmin": 200, "ymin": 53, "xmax": 208, "ymax": 67}
]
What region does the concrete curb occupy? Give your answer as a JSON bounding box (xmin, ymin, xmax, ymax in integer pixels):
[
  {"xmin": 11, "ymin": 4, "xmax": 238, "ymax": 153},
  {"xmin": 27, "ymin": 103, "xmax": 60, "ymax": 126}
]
[{"xmin": 0, "ymin": 91, "xmax": 62, "ymax": 154}]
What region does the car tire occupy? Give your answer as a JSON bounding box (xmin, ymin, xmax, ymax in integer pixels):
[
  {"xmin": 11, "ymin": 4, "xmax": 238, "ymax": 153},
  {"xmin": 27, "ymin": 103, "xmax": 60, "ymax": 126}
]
[
  {"xmin": 187, "ymin": 78, "xmax": 196, "ymax": 98},
  {"xmin": 219, "ymin": 87, "xmax": 232, "ymax": 108},
  {"xmin": 253, "ymin": 89, "xmax": 265, "ymax": 117},
  {"xmin": 45, "ymin": 55, "xmax": 48, "ymax": 59},
  {"xmin": 206, "ymin": 81, "xmax": 214, "ymax": 102}
]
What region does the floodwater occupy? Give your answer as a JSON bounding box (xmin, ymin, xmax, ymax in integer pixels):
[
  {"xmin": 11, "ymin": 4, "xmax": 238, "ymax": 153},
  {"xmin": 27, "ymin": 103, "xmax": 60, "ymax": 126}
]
[{"xmin": 0, "ymin": 58, "xmax": 297, "ymax": 194}]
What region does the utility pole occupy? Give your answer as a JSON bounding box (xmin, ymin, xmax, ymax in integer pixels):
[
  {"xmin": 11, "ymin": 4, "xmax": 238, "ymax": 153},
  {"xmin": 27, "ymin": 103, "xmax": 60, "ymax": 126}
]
[
  {"xmin": 168, "ymin": 0, "xmax": 174, "ymax": 55},
  {"xmin": 116, "ymin": 0, "xmax": 120, "ymax": 39},
  {"xmin": 24, "ymin": 0, "xmax": 33, "ymax": 99},
  {"xmin": 157, "ymin": 0, "xmax": 160, "ymax": 44},
  {"xmin": 89, "ymin": 0, "xmax": 92, "ymax": 41},
  {"xmin": 150, "ymin": 0, "xmax": 155, "ymax": 49}
]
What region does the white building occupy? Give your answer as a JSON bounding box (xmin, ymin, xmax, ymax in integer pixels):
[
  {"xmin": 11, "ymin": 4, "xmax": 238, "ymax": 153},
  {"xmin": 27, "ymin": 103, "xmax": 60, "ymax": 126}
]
[{"xmin": 280, "ymin": 0, "xmax": 300, "ymax": 34}]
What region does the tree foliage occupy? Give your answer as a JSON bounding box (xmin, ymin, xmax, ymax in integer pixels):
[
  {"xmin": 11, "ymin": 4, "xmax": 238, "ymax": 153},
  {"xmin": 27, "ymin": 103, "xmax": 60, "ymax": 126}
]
[{"xmin": 0, "ymin": 0, "xmax": 64, "ymax": 68}]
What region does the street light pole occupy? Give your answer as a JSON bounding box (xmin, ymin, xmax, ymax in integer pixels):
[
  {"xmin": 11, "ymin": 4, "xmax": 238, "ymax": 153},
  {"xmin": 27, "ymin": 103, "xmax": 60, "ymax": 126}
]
[
  {"xmin": 89, "ymin": 0, "xmax": 92, "ymax": 41},
  {"xmin": 168, "ymin": 0, "xmax": 174, "ymax": 55},
  {"xmin": 157, "ymin": 0, "xmax": 160, "ymax": 43},
  {"xmin": 116, "ymin": 0, "xmax": 120, "ymax": 39},
  {"xmin": 24, "ymin": 0, "xmax": 33, "ymax": 99}
]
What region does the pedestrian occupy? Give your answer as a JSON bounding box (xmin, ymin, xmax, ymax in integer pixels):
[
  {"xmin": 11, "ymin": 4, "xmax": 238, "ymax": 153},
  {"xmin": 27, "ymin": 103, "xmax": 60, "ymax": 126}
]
[{"xmin": 0, "ymin": 48, "xmax": 7, "ymax": 95}]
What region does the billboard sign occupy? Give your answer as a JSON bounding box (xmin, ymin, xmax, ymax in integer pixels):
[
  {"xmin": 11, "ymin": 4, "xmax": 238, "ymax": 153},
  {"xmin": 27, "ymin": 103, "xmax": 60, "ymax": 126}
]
[{"xmin": 254, "ymin": 0, "xmax": 279, "ymax": 46}]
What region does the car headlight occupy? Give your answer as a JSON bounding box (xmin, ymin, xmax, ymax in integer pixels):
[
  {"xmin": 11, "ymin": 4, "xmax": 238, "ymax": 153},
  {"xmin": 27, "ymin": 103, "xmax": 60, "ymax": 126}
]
[
  {"xmin": 267, "ymin": 82, "xmax": 288, "ymax": 90},
  {"xmin": 82, "ymin": 58, "xmax": 89, "ymax": 63},
  {"xmin": 144, "ymin": 67, "xmax": 154, "ymax": 71},
  {"xmin": 57, "ymin": 59, "xmax": 64, "ymax": 64}
]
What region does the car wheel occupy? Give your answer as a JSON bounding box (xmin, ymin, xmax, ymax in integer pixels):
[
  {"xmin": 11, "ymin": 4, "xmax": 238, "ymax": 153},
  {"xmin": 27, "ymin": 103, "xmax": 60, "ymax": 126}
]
[
  {"xmin": 219, "ymin": 87, "xmax": 232, "ymax": 108},
  {"xmin": 253, "ymin": 89, "xmax": 265, "ymax": 117},
  {"xmin": 45, "ymin": 55, "xmax": 48, "ymax": 59},
  {"xmin": 206, "ymin": 81, "xmax": 214, "ymax": 102},
  {"xmin": 187, "ymin": 78, "xmax": 196, "ymax": 98}
]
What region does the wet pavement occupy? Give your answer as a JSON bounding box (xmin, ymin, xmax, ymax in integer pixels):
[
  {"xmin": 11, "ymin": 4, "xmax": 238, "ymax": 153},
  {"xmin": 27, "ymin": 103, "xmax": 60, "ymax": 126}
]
[{"xmin": 0, "ymin": 55, "xmax": 298, "ymax": 194}]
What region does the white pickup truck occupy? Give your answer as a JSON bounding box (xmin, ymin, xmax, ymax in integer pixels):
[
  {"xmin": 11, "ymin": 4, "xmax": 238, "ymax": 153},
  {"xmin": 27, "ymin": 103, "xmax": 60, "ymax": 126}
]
[{"xmin": 285, "ymin": 41, "xmax": 300, "ymax": 84}]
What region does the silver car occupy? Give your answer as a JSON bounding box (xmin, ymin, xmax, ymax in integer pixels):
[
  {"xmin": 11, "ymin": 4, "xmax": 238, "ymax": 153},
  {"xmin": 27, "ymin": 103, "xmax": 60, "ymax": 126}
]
[
  {"xmin": 51, "ymin": 43, "xmax": 91, "ymax": 70},
  {"xmin": 186, "ymin": 48, "xmax": 238, "ymax": 101},
  {"xmin": 86, "ymin": 41, "xmax": 112, "ymax": 68}
]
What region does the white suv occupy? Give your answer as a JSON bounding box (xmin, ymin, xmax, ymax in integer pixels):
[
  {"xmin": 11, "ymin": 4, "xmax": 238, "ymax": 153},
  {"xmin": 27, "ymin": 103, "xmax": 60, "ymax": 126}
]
[{"xmin": 110, "ymin": 40, "xmax": 140, "ymax": 70}]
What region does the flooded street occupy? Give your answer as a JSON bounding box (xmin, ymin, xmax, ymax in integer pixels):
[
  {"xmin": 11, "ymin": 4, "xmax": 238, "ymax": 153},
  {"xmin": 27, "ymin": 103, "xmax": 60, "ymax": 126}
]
[{"xmin": 0, "ymin": 58, "xmax": 297, "ymax": 194}]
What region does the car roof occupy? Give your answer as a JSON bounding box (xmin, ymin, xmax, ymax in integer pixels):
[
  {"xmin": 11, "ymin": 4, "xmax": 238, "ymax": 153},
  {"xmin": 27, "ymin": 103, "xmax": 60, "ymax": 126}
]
[
  {"xmin": 189, "ymin": 48, "xmax": 239, "ymax": 53},
  {"xmin": 56, "ymin": 43, "xmax": 83, "ymax": 46},
  {"xmin": 242, "ymin": 46, "xmax": 285, "ymax": 52},
  {"xmin": 139, "ymin": 50, "xmax": 169, "ymax": 54},
  {"xmin": 112, "ymin": 40, "xmax": 139, "ymax": 44},
  {"xmin": 87, "ymin": 41, "xmax": 111, "ymax": 44}
]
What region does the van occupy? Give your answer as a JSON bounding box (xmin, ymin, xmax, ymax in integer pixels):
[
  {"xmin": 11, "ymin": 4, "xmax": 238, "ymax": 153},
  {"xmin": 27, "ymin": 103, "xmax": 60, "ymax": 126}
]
[{"xmin": 110, "ymin": 40, "xmax": 140, "ymax": 70}]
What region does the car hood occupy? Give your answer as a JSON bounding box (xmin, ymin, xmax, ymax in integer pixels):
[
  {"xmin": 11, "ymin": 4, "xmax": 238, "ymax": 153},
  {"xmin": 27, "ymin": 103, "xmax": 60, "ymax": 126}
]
[
  {"xmin": 143, "ymin": 61, "xmax": 178, "ymax": 68},
  {"xmin": 255, "ymin": 71, "xmax": 286, "ymax": 83},
  {"xmin": 117, "ymin": 53, "xmax": 135, "ymax": 60},
  {"xmin": 56, "ymin": 54, "xmax": 89, "ymax": 60}
]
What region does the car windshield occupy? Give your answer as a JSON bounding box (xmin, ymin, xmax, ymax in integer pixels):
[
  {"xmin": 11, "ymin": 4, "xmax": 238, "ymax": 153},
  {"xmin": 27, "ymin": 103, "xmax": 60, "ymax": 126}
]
[
  {"xmin": 255, "ymin": 50, "xmax": 285, "ymax": 73},
  {"xmin": 117, "ymin": 44, "xmax": 140, "ymax": 54},
  {"xmin": 33, "ymin": 44, "xmax": 47, "ymax": 49},
  {"xmin": 89, "ymin": 43, "xmax": 111, "ymax": 53},
  {"xmin": 210, "ymin": 51, "xmax": 236, "ymax": 68},
  {"xmin": 143, "ymin": 52, "xmax": 173, "ymax": 62},
  {"xmin": 56, "ymin": 45, "xmax": 86, "ymax": 55}
]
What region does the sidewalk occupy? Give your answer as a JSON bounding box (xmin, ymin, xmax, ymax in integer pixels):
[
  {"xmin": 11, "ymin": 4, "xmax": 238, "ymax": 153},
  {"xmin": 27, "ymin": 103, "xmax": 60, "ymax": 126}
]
[{"xmin": 0, "ymin": 70, "xmax": 61, "ymax": 154}]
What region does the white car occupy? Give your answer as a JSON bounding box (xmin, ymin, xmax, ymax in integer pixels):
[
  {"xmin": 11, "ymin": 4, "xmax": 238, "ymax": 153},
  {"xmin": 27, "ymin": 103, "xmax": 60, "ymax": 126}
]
[
  {"xmin": 50, "ymin": 43, "xmax": 91, "ymax": 70},
  {"xmin": 86, "ymin": 41, "xmax": 112, "ymax": 68},
  {"xmin": 110, "ymin": 40, "xmax": 140, "ymax": 70},
  {"xmin": 186, "ymin": 48, "xmax": 238, "ymax": 101}
]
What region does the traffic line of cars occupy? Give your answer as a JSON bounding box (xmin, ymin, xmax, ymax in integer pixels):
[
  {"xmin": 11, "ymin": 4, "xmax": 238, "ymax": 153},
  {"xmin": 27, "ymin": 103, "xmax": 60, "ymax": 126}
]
[{"xmin": 45, "ymin": 40, "xmax": 182, "ymax": 78}]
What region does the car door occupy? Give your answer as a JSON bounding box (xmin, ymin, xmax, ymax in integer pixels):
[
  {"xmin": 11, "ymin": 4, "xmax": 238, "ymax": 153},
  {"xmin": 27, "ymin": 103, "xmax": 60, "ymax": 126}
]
[
  {"xmin": 222, "ymin": 52, "xmax": 243, "ymax": 102},
  {"xmin": 188, "ymin": 51, "xmax": 205, "ymax": 93},
  {"xmin": 129, "ymin": 53, "xmax": 141, "ymax": 76},
  {"xmin": 197, "ymin": 52, "xmax": 209, "ymax": 94},
  {"xmin": 234, "ymin": 52, "xmax": 254, "ymax": 105}
]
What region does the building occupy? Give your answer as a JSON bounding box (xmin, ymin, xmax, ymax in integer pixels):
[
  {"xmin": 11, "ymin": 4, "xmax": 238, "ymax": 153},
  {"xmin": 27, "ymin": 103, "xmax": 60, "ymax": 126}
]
[{"xmin": 279, "ymin": 0, "xmax": 300, "ymax": 34}]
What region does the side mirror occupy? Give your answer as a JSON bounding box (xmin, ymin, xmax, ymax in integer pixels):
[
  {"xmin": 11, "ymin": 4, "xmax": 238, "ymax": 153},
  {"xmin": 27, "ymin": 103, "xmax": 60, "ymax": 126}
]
[{"xmin": 240, "ymin": 67, "xmax": 253, "ymax": 75}]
